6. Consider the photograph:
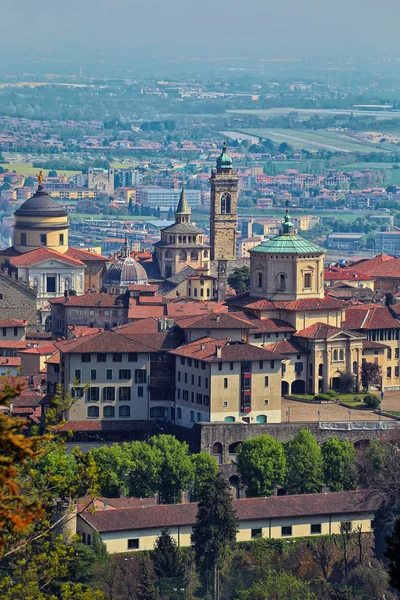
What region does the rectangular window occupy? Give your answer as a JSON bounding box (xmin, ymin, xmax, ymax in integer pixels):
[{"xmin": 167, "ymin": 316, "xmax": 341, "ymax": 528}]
[
  {"xmin": 135, "ymin": 369, "xmax": 147, "ymax": 384},
  {"xmin": 113, "ymin": 353, "xmax": 122, "ymax": 362},
  {"xmin": 203, "ymin": 395, "xmax": 210, "ymax": 406},
  {"xmin": 388, "ymin": 348, "xmax": 392, "ymax": 359},
  {"xmin": 177, "ymin": 389, "xmax": 181, "ymax": 399},
  {"xmin": 304, "ymin": 273, "xmax": 312, "ymax": 288},
  {"xmin": 127, "ymin": 539, "xmax": 139, "ymax": 550},
  {"xmin": 88, "ymin": 387, "xmax": 99, "ymax": 402},
  {"xmin": 281, "ymin": 526, "xmax": 292, "ymax": 537},
  {"xmin": 194, "ymin": 359, "xmax": 199, "ymax": 368},
  {"xmin": 311, "ymin": 524, "xmax": 322, "ymax": 535},
  {"xmin": 259, "ymin": 360, "xmax": 263, "ymax": 369},
  {"xmin": 396, "ymin": 367, "xmax": 400, "ymax": 378},
  {"xmin": 103, "ymin": 387, "xmax": 115, "ymax": 402},
  {"xmin": 295, "ymin": 362, "xmax": 303, "ymax": 373},
  {"xmin": 218, "ymin": 363, "xmax": 222, "ymax": 371},
  {"xmin": 74, "ymin": 370, "xmax": 81, "ymax": 383},
  {"xmin": 90, "ymin": 370, "xmax": 97, "ymax": 380},
  {"xmin": 254, "ymin": 333, "xmax": 262, "ymax": 339},
  {"xmin": 198, "ymin": 376, "xmax": 201, "ymax": 386},
  {"xmin": 13, "ymin": 327, "xmax": 18, "ymax": 336},
  {"xmin": 119, "ymin": 387, "xmax": 131, "ymax": 401},
  {"xmin": 205, "ymin": 378, "xmax": 209, "ymax": 389},
  {"xmin": 119, "ymin": 369, "xmax": 131, "ymax": 380},
  {"xmin": 89, "ymin": 309, "xmax": 95, "ymax": 317},
  {"xmin": 46, "ymin": 276, "xmax": 56, "ymax": 293},
  {"xmin": 72, "ymin": 387, "xmax": 84, "ymax": 398},
  {"xmin": 184, "ymin": 373, "xmax": 187, "ymax": 384},
  {"xmin": 106, "ymin": 369, "xmax": 112, "ymax": 380},
  {"xmin": 40, "ymin": 234, "xmax": 47, "ymax": 246},
  {"xmin": 187, "ymin": 358, "xmax": 192, "ymax": 367},
  {"xmin": 387, "ymin": 367, "xmax": 392, "ymax": 378},
  {"xmin": 97, "ymin": 353, "xmax": 106, "ymax": 362},
  {"xmin": 224, "ymin": 378, "xmax": 228, "ymax": 389},
  {"xmin": 282, "ymin": 363, "xmax": 286, "ymax": 374},
  {"xmin": 251, "ymin": 528, "xmax": 262, "ymax": 539},
  {"xmin": 59, "ymin": 233, "xmax": 64, "ymax": 245},
  {"xmin": 181, "ymin": 357, "xmax": 185, "ymax": 365},
  {"xmin": 271, "ymin": 360, "xmax": 275, "ymax": 369},
  {"xmin": 230, "ymin": 362, "xmax": 234, "ymax": 371},
  {"xmin": 87, "ymin": 534, "xmax": 91, "ymax": 545},
  {"xmin": 137, "ymin": 386, "xmax": 143, "ymax": 397},
  {"xmin": 183, "ymin": 389, "xmax": 189, "ymax": 401},
  {"xmin": 191, "ymin": 392, "xmax": 194, "ymax": 403},
  {"xmin": 197, "ymin": 393, "xmax": 202, "ymax": 404},
  {"xmin": 201, "ymin": 362, "xmax": 206, "ymax": 370},
  {"xmin": 128, "ymin": 352, "xmax": 138, "ymax": 362},
  {"xmin": 21, "ymin": 232, "xmax": 27, "ymax": 245},
  {"xmin": 191, "ymin": 374, "xmax": 194, "ymax": 385},
  {"xmin": 178, "ymin": 371, "xmax": 181, "ymax": 382},
  {"xmin": 264, "ymin": 376, "xmax": 269, "ymax": 387},
  {"xmin": 81, "ymin": 532, "xmax": 86, "ymax": 544},
  {"xmin": 1, "ymin": 328, "xmax": 5, "ymax": 336},
  {"xmin": 81, "ymin": 353, "xmax": 91, "ymax": 363},
  {"xmin": 396, "ymin": 348, "xmax": 399, "ymax": 359}
]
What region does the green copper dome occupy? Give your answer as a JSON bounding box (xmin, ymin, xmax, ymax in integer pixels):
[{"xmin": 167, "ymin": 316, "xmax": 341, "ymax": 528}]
[
  {"xmin": 216, "ymin": 140, "xmax": 232, "ymax": 170},
  {"xmin": 250, "ymin": 233, "xmax": 325, "ymax": 255}
]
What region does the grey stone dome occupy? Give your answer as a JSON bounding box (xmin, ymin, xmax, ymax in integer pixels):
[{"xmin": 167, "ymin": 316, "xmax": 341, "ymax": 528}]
[
  {"xmin": 106, "ymin": 256, "xmax": 148, "ymax": 286},
  {"xmin": 15, "ymin": 185, "xmax": 68, "ymax": 217}
]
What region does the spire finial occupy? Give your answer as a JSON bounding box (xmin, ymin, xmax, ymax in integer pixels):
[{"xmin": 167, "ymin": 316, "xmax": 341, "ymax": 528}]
[
  {"xmin": 37, "ymin": 170, "xmax": 43, "ymax": 188},
  {"xmin": 282, "ymin": 199, "xmax": 293, "ymax": 234}
]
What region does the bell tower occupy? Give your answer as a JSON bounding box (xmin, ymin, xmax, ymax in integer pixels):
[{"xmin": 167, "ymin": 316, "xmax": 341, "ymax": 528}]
[{"xmin": 210, "ymin": 141, "xmax": 238, "ymax": 261}]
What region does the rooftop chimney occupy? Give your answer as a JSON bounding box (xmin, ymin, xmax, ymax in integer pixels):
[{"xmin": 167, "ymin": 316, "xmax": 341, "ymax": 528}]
[{"xmin": 216, "ymin": 345, "xmax": 222, "ymax": 359}]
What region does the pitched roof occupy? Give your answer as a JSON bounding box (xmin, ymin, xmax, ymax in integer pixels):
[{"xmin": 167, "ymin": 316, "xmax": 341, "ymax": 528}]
[
  {"xmin": 116, "ymin": 317, "xmax": 161, "ymax": 335},
  {"xmin": 248, "ymin": 317, "xmax": 295, "ymax": 333},
  {"xmin": 175, "ymin": 312, "xmax": 253, "ymax": 331},
  {"xmin": 45, "ymin": 350, "xmax": 60, "ymax": 365},
  {"xmin": 10, "ymin": 247, "xmax": 85, "ymax": 268},
  {"xmin": 56, "ymin": 329, "xmax": 152, "ymax": 354},
  {"xmin": 129, "ymin": 284, "xmax": 159, "ymax": 292},
  {"xmin": 80, "ymin": 490, "xmax": 378, "ymax": 534},
  {"xmin": 264, "ymin": 339, "xmax": 310, "ymax": 355},
  {"xmin": 50, "ymin": 292, "xmax": 126, "ymax": 307},
  {"xmin": 19, "ymin": 344, "xmax": 57, "ymax": 355},
  {"xmin": 351, "ymin": 254, "xmax": 400, "ymax": 278},
  {"xmin": 12, "ymin": 390, "xmax": 43, "ymax": 408},
  {"xmin": 342, "ymin": 306, "xmax": 400, "ymax": 330},
  {"xmin": 295, "ymin": 322, "xmax": 363, "ymax": 340},
  {"xmin": 0, "ymin": 318, "xmax": 27, "ymax": 327},
  {"xmin": 77, "ymin": 496, "xmax": 157, "ymax": 513},
  {"xmin": 324, "ymin": 268, "xmax": 374, "ymax": 282},
  {"xmin": 66, "ymin": 247, "xmax": 108, "ymax": 262},
  {"xmin": 0, "ymin": 357, "xmax": 21, "ymax": 366},
  {"xmin": 170, "ymin": 337, "xmax": 282, "ymax": 362},
  {"xmin": 165, "ymin": 300, "xmax": 227, "ymax": 317},
  {"xmin": 227, "ymin": 293, "xmax": 345, "ymax": 313},
  {"xmin": 362, "ymin": 339, "xmax": 390, "ymax": 350}
]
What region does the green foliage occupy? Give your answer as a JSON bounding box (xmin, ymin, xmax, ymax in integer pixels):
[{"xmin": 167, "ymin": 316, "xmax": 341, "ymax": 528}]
[
  {"xmin": 192, "ymin": 471, "xmax": 238, "ymax": 572},
  {"xmin": 361, "ymin": 361, "xmax": 382, "ymax": 391},
  {"xmin": 314, "ymin": 393, "xmax": 333, "ymax": 402},
  {"xmin": 125, "ymin": 441, "xmax": 162, "ymax": 498},
  {"xmin": 137, "ymin": 557, "xmax": 159, "ymax": 600},
  {"xmin": 285, "ymin": 430, "xmax": 324, "ymax": 494},
  {"xmin": 150, "ymin": 435, "xmax": 193, "ymax": 504},
  {"xmin": 345, "ymin": 563, "xmax": 396, "ymax": 600},
  {"xmin": 152, "ymin": 528, "xmax": 184, "ymax": 579},
  {"xmin": 90, "ymin": 444, "xmax": 130, "ymax": 497},
  {"xmin": 236, "ymin": 435, "xmax": 286, "ymax": 497},
  {"xmin": 190, "ymin": 452, "xmax": 219, "ymax": 502},
  {"xmin": 363, "ymin": 393, "xmax": 381, "ymax": 409},
  {"xmin": 337, "ymin": 371, "xmax": 356, "ymax": 394},
  {"xmin": 385, "ymin": 519, "xmax": 400, "ymax": 592},
  {"xmin": 327, "ymin": 390, "xmax": 338, "ymax": 397},
  {"xmin": 322, "ymin": 436, "xmax": 356, "ymax": 492},
  {"xmin": 236, "ymin": 569, "xmax": 316, "ymax": 599},
  {"xmin": 227, "ymin": 267, "xmax": 251, "ymax": 294}
]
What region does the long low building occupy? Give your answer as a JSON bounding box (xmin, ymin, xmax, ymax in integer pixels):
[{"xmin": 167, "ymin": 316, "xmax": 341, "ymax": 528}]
[{"xmin": 77, "ymin": 490, "xmax": 378, "ymax": 553}]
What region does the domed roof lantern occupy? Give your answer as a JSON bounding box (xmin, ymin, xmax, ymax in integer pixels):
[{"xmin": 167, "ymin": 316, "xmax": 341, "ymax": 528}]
[
  {"xmin": 216, "ymin": 140, "xmax": 233, "ymax": 171},
  {"xmin": 282, "ymin": 200, "xmax": 294, "ymax": 235},
  {"xmin": 15, "ymin": 170, "xmax": 68, "ymax": 218}
]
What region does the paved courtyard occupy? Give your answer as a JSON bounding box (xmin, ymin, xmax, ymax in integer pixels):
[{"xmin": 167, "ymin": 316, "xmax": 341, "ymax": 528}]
[{"xmin": 282, "ymin": 389, "xmax": 400, "ymax": 423}]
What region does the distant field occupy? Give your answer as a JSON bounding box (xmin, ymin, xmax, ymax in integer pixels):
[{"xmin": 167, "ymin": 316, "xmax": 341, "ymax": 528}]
[
  {"xmin": 110, "ymin": 162, "xmax": 139, "ymax": 169},
  {"xmin": 238, "ymin": 128, "xmax": 389, "ymax": 154},
  {"xmin": 71, "ymin": 214, "xmax": 156, "ymax": 222},
  {"xmin": 227, "ymin": 108, "xmax": 400, "ymax": 120},
  {"xmin": 237, "ymin": 209, "xmax": 369, "ymax": 223},
  {"xmin": 340, "ymin": 162, "xmax": 400, "ymax": 185},
  {"xmin": 2, "ymin": 163, "xmax": 81, "ymax": 176}
]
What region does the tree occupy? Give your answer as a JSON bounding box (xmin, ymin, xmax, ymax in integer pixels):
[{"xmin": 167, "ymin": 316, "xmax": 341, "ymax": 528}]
[
  {"xmin": 336, "ymin": 522, "xmax": 354, "ymax": 577},
  {"xmin": 23, "ymin": 176, "xmax": 35, "ymax": 187},
  {"xmin": 90, "ymin": 444, "xmax": 129, "ymax": 497},
  {"xmin": 285, "ymin": 430, "xmax": 324, "ymax": 494},
  {"xmin": 361, "ymin": 361, "xmax": 382, "ymax": 391},
  {"xmin": 345, "ymin": 563, "xmax": 396, "ymax": 600},
  {"xmin": 190, "ymin": 453, "xmax": 219, "ymax": 501},
  {"xmin": 150, "ymin": 435, "xmax": 193, "ymax": 504},
  {"xmin": 192, "ymin": 472, "xmax": 238, "ymax": 600},
  {"xmin": 128, "ymin": 197, "xmax": 133, "ymax": 215},
  {"xmin": 125, "ymin": 440, "xmax": 162, "ymax": 498},
  {"xmin": 227, "ymin": 267, "xmax": 251, "ymax": 294},
  {"xmin": 236, "ymin": 435, "xmax": 286, "ymax": 497},
  {"xmin": 237, "ymin": 569, "xmax": 316, "ymax": 600},
  {"xmin": 306, "ymin": 536, "xmax": 335, "ymax": 581},
  {"xmin": 322, "ymin": 436, "xmax": 356, "ymax": 492},
  {"xmin": 137, "ymin": 557, "xmax": 159, "ymax": 600},
  {"xmin": 363, "ymin": 393, "xmax": 381, "ymax": 409},
  {"xmin": 152, "ymin": 528, "xmax": 184, "ymax": 579},
  {"xmin": 385, "ymin": 519, "xmax": 400, "ymax": 591},
  {"xmin": 48, "ymin": 170, "xmax": 57, "ymax": 177},
  {"xmin": 337, "ymin": 371, "xmax": 355, "ymax": 394}
]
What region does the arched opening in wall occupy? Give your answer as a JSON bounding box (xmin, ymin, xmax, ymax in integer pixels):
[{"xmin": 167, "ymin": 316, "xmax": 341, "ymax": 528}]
[
  {"xmin": 204, "ymin": 250, "xmax": 208, "ymax": 258},
  {"xmin": 333, "ymin": 350, "xmax": 338, "ymax": 361},
  {"xmin": 228, "ymin": 441, "xmax": 242, "ymax": 457},
  {"xmin": 256, "ymin": 415, "xmax": 267, "ymax": 423},
  {"xmin": 229, "ymin": 475, "xmax": 240, "ymax": 499},
  {"xmin": 281, "ymin": 381, "xmax": 289, "ymax": 396},
  {"xmin": 257, "ymin": 272, "xmax": 263, "ymax": 288},
  {"xmin": 212, "ymin": 442, "xmax": 223, "ymax": 464},
  {"xmin": 220, "ymin": 192, "xmax": 231, "ymax": 214},
  {"xmin": 44, "ymin": 315, "xmax": 52, "ymax": 332},
  {"xmin": 277, "ymin": 273, "xmax": 286, "ymax": 291},
  {"xmin": 165, "ymin": 250, "xmax": 173, "ymax": 259},
  {"xmin": 353, "ymin": 361, "xmax": 358, "ymax": 375},
  {"xmin": 291, "ymin": 380, "xmax": 306, "ymax": 395},
  {"xmin": 354, "ymin": 439, "xmax": 370, "ymax": 450},
  {"xmin": 183, "ymin": 236, "xmax": 187, "ymax": 244},
  {"xmin": 207, "ymin": 288, "xmax": 210, "ymax": 297},
  {"xmin": 318, "ymin": 363, "xmax": 323, "ymax": 377},
  {"xmin": 178, "ymin": 250, "xmax": 187, "ymax": 262},
  {"xmin": 339, "ymin": 349, "xmax": 344, "ymax": 361},
  {"xmin": 190, "ymin": 250, "xmax": 198, "ymax": 261},
  {"xmin": 331, "ymin": 373, "xmax": 342, "ymax": 391},
  {"xmin": 194, "ymin": 288, "xmax": 198, "ymax": 297},
  {"xmin": 178, "ymin": 236, "xmax": 182, "ymax": 243}
]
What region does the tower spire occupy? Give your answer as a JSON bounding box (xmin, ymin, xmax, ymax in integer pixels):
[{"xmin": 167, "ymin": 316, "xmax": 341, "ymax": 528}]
[
  {"xmin": 282, "ymin": 199, "xmax": 293, "ymax": 235},
  {"xmin": 175, "ymin": 188, "xmax": 189, "ymax": 215}
]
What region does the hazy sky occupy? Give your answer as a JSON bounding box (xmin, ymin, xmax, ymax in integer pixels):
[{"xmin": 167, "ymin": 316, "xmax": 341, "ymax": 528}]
[{"xmin": 2, "ymin": 0, "xmax": 400, "ymax": 59}]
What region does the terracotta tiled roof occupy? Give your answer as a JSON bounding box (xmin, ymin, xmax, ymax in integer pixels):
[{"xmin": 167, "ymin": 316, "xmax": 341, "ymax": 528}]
[
  {"xmin": 68, "ymin": 325, "xmax": 104, "ymax": 337},
  {"xmin": 295, "ymin": 322, "xmax": 363, "ymax": 340},
  {"xmin": 56, "ymin": 329, "xmax": 152, "ymax": 354},
  {"xmin": 351, "ymin": 254, "xmax": 400, "ymax": 278},
  {"xmin": 227, "ymin": 293, "xmax": 345, "ymax": 312},
  {"xmin": 10, "ymin": 247, "xmax": 85, "ymax": 267},
  {"xmin": 342, "ymin": 306, "xmax": 400, "ymax": 330},
  {"xmin": 264, "ymin": 339, "xmax": 310, "ymax": 355},
  {"xmin": 170, "ymin": 337, "xmax": 282, "ymax": 362},
  {"xmin": 175, "ymin": 312, "xmax": 253, "ymax": 331},
  {"xmin": 128, "ymin": 304, "xmax": 165, "ymax": 320},
  {"xmin": 138, "ymin": 296, "xmax": 164, "ymax": 305},
  {"xmin": 80, "ymin": 490, "xmax": 378, "ymax": 534},
  {"xmin": 122, "ymin": 332, "xmax": 179, "ymax": 351},
  {"xmin": 45, "ymin": 351, "xmax": 60, "ymax": 365},
  {"xmin": 0, "ymin": 340, "xmax": 28, "ymax": 349},
  {"xmin": 77, "ymin": 496, "xmax": 157, "ymax": 512},
  {"xmin": 13, "ymin": 390, "xmax": 43, "ymax": 408},
  {"xmin": 0, "ymin": 318, "xmax": 27, "ymax": 327},
  {"xmin": 362, "ymin": 340, "xmax": 390, "ymax": 350},
  {"xmin": 248, "ymin": 318, "xmax": 295, "ymax": 333},
  {"xmin": 66, "ymin": 247, "xmax": 108, "ymax": 262},
  {"xmin": 324, "ymin": 269, "xmax": 374, "ymax": 282},
  {"xmin": 129, "ymin": 284, "xmax": 159, "ymax": 292},
  {"xmin": 116, "ymin": 317, "xmax": 161, "ymax": 334},
  {"xmin": 165, "ymin": 300, "xmax": 227, "ymax": 317},
  {"xmin": 0, "ymin": 357, "xmax": 21, "ymax": 366},
  {"xmin": 50, "ymin": 293, "xmax": 126, "ymax": 307},
  {"xmin": 19, "ymin": 344, "xmax": 57, "ymax": 355}
]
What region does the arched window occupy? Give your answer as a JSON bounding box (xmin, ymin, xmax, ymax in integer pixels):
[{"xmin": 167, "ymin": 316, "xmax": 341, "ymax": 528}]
[
  {"xmin": 193, "ymin": 237, "xmax": 196, "ymax": 243},
  {"xmin": 165, "ymin": 250, "xmax": 172, "ymax": 259},
  {"xmin": 278, "ymin": 273, "xmax": 286, "ymax": 291},
  {"xmin": 256, "ymin": 415, "xmax": 267, "ymax": 424},
  {"xmin": 178, "ymin": 250, "xmax": 187, "ymax": 262},
  {"xmin": 318, "ymin": 363, "xmax": 323, "ymax": 376},
  {"xmin": 183, "ymin": 236, "xmax": 186, "ymax": 243},
  {"xmin": 353, "ymin": 361, "xmax": 358, "ymax": 374},
  {"xmin": 257, "ymin": 272, "xmax": 263, "ymax": 288},
  {"xmin": 220, "ymin": 192, "xmax": 231, "ymax": 214},
  {"xmin": 87, "ymin": 406, "xmax": 99, "ymax": 418},
  {"xmin": 224, "ymin": 416, "xmax": 235, "ymax": 423},
  {"xmin": 207, "ymin": 288, "xmax": 210, "ymax": 297},
  {"xmin": 194, "ymin": 288, "xmax": 198, "ymax": 297},
  {"xmin": 190, "ymin": 250, "xmax": 198, "ymax": 261},
  {"xmin": 188, "ymin": 236, "xmax": 191, "ymax": 243},
  {"xmin": 119, "ymin": 405, "xmax": 131, "ymax": 417},
  {"xmin": 169, "ymin": 236, "xmax": 173, "ymax": 243},
  {"xmin": 197, "ymin": 413, "xmax": 202, "ymax": 422},
  {"xmin": 204, "ymin": 250, "xmax": 208, "ymax": 258},
  {"xmin": 177, "ymin": 407, "xmax": 182, "ymax": 419},
  {"xmin": 339, "ymin": 349, "xmax": 344, "ymax": 361},
  {"xmin": 103, "ymin": 405, "xmax": 115, "ymax": 418},
  {"xmin": 178, "ymin": 236, "xmax": 182, "ymax": 243},
  {"xmin": 333, "ymin": 350, "xmax": 338, "ymax": 361},
  {"xmin": 200, "ymin": 288, "xmax": 204, "ymax": 297}
]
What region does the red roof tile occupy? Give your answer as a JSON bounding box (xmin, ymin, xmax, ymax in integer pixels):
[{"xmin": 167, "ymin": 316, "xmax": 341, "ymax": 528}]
[
  {"xmin": 176, "ymin": 312, "xmax": 253, "ymax": 331},
  {"xmin": 128, "ymin": 304, "xmax": 165, "ymax": 319},
  {"xmin": 12, "ymin": 390, "xmax": 43, "ymax": 408},
  {"xmin": 324, "ymin": 269, "xmax": 374, "ymax": 282},
  {"xmin": 170, "ymin": 336, "xmax": 282, "ymax": 362},
  {"xmin": 0, "ymin": 318, "xmax": 27, "ymax": 327},
  {"xmin": 264, "ymin": 339, "xmax": 309, "ymax": 354},
  {"xmin": 0, "ymin": 357, "xmax": 21, "ymax": 366},
  {"xmin": 129, "ymin": 284, "xmax": 159, "ymax": 292},
  {"xmin": 342, "ymin": 306, "xmax": 400, "ymax": 330},
  {"xmin": 228, "ymin": 294, "xmax": 345, "ymax": 312},
  {"xmin": 19, "ymin": 344, "xmax": 56, "ymax": 355},
  {"xmin": 165, "ymin": 300, "xmax": 227, "ymax": 317},
  {"xmin": 77, "ymin": 496, "xmax": 157, "ymax": 512},
  {"xmin": 295, "ymin": 322, "xmax": 363, "ymax": 340},
  {"xmin": 116, "ymin": 317, "xmax": 160, "ymax": 334},
  {"xmin": 45, "ymin": 351, "xmax": 60, "ymax": 365},
  {"xmin": 362, "ymin": 340, "xmax": 390, "ymax": 350},
  {"xmin": 80, "ymin": 490, "xmax": 378, "ymax": 534},
  {"xmin": 56, "ymin": 419, "xmax": 158, "ymax": 432},
  {"xmin": 66, "ymin": 247, "xmax": 108, "ymax": 262},
  {"xmin": 351, "ymin": 254, "xmax": 400, "ymax": 278},
  {"xmin": 50, "ymin": 292, "xmax": 126, "ymax": 307},
  {"xmin": 56, "ymin": 329, "xmax": 152, "ymax": 354},
  {"xmin": 10, "ymin": 247, "xmax": 85, "ymax": 267}
]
